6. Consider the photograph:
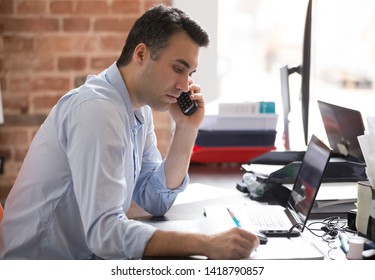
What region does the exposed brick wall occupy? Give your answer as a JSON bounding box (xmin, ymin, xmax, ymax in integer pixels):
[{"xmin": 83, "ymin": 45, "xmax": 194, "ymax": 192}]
[{"xmin": 0, "ymin": 0, "xmax": 173, "ymax": 204}]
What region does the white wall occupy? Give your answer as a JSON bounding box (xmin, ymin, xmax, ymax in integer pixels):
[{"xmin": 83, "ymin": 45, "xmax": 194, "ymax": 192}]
[{"xmin": 173, "ymin": 0, "xmax": 219, "ymax": 102}]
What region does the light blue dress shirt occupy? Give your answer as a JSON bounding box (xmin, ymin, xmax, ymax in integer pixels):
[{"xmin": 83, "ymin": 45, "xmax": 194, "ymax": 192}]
[{"xmin": 0, "ymin": 63, "xmax": 188, "ymax": 259}]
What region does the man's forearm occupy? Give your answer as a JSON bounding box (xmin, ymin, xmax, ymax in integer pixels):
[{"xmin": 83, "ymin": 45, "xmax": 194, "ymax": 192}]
[
  {"xmin": 143, "ymin": 227, "xmax": 260, "ymax": 260},
  {"xmin": 164, "ymin": 126, "xmax": 198, "ymax": 189},
  {"xmin": 143, "ymin": 229, "xmax": 208, "ymax": 258}
]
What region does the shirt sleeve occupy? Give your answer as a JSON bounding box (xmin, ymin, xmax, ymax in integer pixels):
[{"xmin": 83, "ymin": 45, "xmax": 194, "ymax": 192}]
[
  {"xmin": 133, "ymin": 160, "xmax": 189, "ymax": 216},
  {"xmin": 63, "ymin": 98, "xmax": 157, "ymax": 259}
]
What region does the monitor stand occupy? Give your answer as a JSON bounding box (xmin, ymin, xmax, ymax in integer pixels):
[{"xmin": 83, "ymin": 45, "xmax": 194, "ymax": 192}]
[{"xmin": 247, "ymin": 150, "xmax": 367, "ymax": 183}]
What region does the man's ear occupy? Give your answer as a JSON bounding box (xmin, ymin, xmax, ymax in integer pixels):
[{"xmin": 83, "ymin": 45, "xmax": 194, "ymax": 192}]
[{"xmin": 133, "ymin": 43, "xmax": 148, "ymax": 64}]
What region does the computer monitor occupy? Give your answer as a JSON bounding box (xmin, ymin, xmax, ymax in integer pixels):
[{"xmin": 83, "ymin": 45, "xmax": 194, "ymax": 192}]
[
  {"xmin": 318, "ymin": 100, "xmax": 365, "ymax": 162},
  {"xmin": 280, "ymin": 0, "xmax": 312, "ymax": 150}
]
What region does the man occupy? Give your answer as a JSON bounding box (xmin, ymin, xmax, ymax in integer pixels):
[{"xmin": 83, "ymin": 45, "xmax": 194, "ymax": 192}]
[{"xmin": 0, "ymin": 4, "xmax": 259, "ymax": 260}]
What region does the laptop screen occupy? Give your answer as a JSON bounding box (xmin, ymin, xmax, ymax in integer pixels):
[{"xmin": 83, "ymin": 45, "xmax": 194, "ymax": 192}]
[
  {"xmin": 318, "ymin": 100, "xmax": 365, "ymax": 162},
  {"xmin": 287, "ymin": 135, "xmax": 332, "ymax": 223}
]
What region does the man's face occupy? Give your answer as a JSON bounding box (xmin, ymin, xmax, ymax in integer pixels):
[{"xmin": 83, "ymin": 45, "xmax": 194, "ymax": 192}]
[{"xmin": 135, "ymin": 32, "xmax": 200, "ymax": 112}]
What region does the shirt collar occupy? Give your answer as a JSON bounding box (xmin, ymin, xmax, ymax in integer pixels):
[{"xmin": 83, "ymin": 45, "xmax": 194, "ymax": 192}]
[{"xmin": 105, "ymin": 62, "xmax": 145, "ymax": 126}]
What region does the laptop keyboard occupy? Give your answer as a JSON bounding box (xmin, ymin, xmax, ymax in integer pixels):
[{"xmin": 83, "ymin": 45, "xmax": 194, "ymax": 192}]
[{"xmin": 246, "ymin": 206, "xmax": 289, "ymax": 230}]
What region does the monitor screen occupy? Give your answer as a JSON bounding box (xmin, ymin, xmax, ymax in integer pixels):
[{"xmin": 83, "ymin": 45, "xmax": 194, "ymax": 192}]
[
  {"xmin": 300, "ymin": 0, "xmax": 312, "ymax": 146},
  {"xmin": 288, "ymin": 135, "xmax": 331, "ymax": 221},
  {"xmin": 280, "ymin": 0, "xmax": 312, "ymax": 150}
]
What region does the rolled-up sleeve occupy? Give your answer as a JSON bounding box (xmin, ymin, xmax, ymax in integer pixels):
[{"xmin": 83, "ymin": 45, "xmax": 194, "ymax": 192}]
[{"xmin": 133, "ymin": 160, "xmax": 189, "ymax": 216}]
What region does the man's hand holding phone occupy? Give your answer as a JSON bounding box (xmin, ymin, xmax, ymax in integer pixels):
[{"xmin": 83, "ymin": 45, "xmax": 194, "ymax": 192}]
[
  {"xmin": 177, "ymin": 91, "xmax": 198, "ymax": 115},
  {"xmin": 169, "ymin": 81, "xmax": 205, "ymax": 132}
]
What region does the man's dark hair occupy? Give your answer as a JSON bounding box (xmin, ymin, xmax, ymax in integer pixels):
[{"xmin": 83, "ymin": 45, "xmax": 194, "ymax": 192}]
[{"xmin": 116, "ymin": 4, "xmax": 209, "ymax": 67}]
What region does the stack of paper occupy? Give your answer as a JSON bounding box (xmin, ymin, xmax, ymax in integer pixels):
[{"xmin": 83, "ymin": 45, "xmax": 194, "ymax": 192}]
[
  {"xmin": 358, "ymin": 116, "xmax": 375, "ymax": 188},
  {"xmin": 311, "ymin": 182, "xmax": 357, "ymax": 217},
  {"xmin": 357, "ymin": 116, "xmax": 375, "ymax": 240},
  {"xmin": 191, "ymin": 101, "xmax": 279, "ymax": 163},
  {"xmin": 200, "ymin": 101, "xmax": 278, "ymax": 131}
]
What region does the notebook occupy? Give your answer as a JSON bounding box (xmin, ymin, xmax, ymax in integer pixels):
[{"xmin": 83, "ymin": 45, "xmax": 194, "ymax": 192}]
[
  {"xmin": 318, "ymin": 100, "xmax": 365, "ymax": 162},
  {"xmin": 205, "ymin": 134, "xmax": 332, "ymax": 237}
]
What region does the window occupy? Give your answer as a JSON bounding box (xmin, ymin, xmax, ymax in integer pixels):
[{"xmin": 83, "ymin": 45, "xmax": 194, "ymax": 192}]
[
  {"xmin": 174, "ymin": 0, "xmax": 375, "ymax": 148},
  {"xmin": 218, "ymin": 0, "xmax": 308, "ymax": 103}
]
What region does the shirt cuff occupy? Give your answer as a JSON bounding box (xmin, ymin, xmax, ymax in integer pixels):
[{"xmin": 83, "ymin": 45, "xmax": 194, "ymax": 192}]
[
  {"xmin": 124, "ymin": 221, "xmax": 157, "ymax": 259},
  {"xmin": 152, "ymin": 160, "xmax": 189, "ymax": 193}
]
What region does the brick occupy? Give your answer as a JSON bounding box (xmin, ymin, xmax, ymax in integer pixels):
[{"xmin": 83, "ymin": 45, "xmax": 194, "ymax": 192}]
[
  {"xmin": 32, "ymin": 76, "xmax": 71, "ymax": 91},
  {"xmin": 8, "ymin": 77, "xmax": 33, "ymax": 93},
  {"xmin": 111, "ymin": 0, "xmax": 141, "ymax": 14},
  {"xmin": 154, "ymin": 127, "xmax": 172, "ymax": 143},
  {"xmin": 2, "ymin": 114, "xmax": 46, "ymax": 127},
  {"xmin": 32, "ymin": 95, "xmax": 61, "ymax": 112},
  {"xmin": 0, "ymin": 183, "xmax": 13, "ymax": 204},
  {"xmin": 34, "ymin": 36, "xmax": 72, "ymax": 52},
  {"xmin": 63, "ymin": 17, "xmax": 90, "ymax": 32},
  {"xmin": 74, "ymin": 75, "xmax": 87, "ymax": 88},
  {"xmin": 17, "ymin": 0, "xmax": 46, "ymax": 15},
  {"xmin": 0, "ymin": 18, "xmax": 59, "ymax": 33},
  {"xmin": 99, "ymin": 35, "xmax": 125, "ymax": 51},
  {"xmin": 0, "ymin": 0, "xmax": 175, "ymax": 199},
  {"xmin": 76, "ymin": 1, "xmax": 109, "ymax": 15},
  {"xmin": 7, "ymin": 76, "xmax": 68, "ymax": 94},
  {"xmin": 0, "ymin": 160, "xmax": 22, "ymax": 180},
  {"xmin": 152, "ymin": 110, "xmax": 172, "ymax": 127},
  {"xmin": 2, "ymin": 54, "xmax": 54, "ymax": 72},
  {"xmin": 58, "ymin": 56, "xmax": 86, "ymax": 71},
  {"xmin": 69, "ymin": 37, "xmax": 98, "ymax": 52},
  {"xmin": 8, "ymin": 76, "xmax": 70, "ymax": 94},
  {"xmin": 2, "ymin": 96, "xmax": 29, "ymax": 114},
  {"xmin": 90, "ymin": 56, "xmax": 117, "ymax": 70},
  {"xmin": 3, "ymin": 35, "xmax": 34, "ymax": 53},
  {"xmin": 94, "ymin": 17, "xmax": 136, "ymax": 32},
  {"xmin": 0, "ymin": 78, "xmax": 6, "ymax": 92},
  {"xmin": 152, "ymin": 110, "xmax": 172, "ymax": 157},
  {"xmin": 15, "ymin": 146, "xmax": 29, "ymax": 162},
  {"xmin": 0, "ymin": 0, "xmax": 14, "ymax": 15},
  {"xmin": 35, "ymin": 36, "xmax": 97, "ymax": 53},
  {"xmin": 0, "ymin": 128, "xmax": 29, "ymax": 145},
  {"xmin": 50, "ymin": 0, "xmax": 74, "ymax": 14},
  {"xmin": 0, "ymin": 147, "xmax": 12, "ymax": 162},
  {"xmin": 156, "ymin": 141, "xmax": 170, "ymax": 158}
]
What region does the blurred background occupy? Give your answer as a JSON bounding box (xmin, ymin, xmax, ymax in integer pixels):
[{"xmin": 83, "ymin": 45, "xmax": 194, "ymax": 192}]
[{"xmin": 0, "ymin": 0, "xmax": 374, "ymax": 204}]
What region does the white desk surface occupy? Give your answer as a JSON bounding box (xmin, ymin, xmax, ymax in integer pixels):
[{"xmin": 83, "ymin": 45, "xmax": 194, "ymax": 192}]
[{"xmin": 131, "ymin": 163, "xmax": 353, "ymax": 260}]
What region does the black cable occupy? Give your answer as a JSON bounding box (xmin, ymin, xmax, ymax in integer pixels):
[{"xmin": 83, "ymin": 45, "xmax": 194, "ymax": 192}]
[
  {"xmin": 288, "ymin": 222, "xmax": 304, "ymax": 234},
  {"xmin": 305, "ymin": 216, "xmax": 358, "ymax": 259},
  {"xmin": 288, "ymin": 216, "xmax": 355, "ymax": 241},
  {"xmin": 288, "ymin": 216, "xmax": 355, "ymax": 238},
  {"xmin": 286, "ymin": 216, "xmax": 356, "ymax": 259}
]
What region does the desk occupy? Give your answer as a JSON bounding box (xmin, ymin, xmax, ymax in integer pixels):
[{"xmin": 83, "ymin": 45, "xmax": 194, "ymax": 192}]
[
  {"xmin": 128, "ymin": 163, "xmax": 247, "ymax": 221},
  {"xmin": 129, "ymin": 163, "xmax": 347, "ymax": 260}
]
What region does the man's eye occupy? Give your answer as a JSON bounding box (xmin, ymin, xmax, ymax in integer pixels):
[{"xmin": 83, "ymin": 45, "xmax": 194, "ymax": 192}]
[{"xmin": 173, "ymin": 66, "xmax": 184, "ymax": 73}]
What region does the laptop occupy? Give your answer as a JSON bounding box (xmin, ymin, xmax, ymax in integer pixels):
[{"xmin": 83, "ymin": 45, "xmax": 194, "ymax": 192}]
[
  {"xmin": 206, "ymin": 135, "xmax": 332, "ymax": 237},
  {"xmin": 318, "ymin": 100, "xmax": 365, "ymax": 162}
]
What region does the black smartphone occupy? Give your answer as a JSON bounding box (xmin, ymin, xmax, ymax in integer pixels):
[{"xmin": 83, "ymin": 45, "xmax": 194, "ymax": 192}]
[{"xmin": 177, "ymin": 91, "xmax": 198, "ymax": 115}]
